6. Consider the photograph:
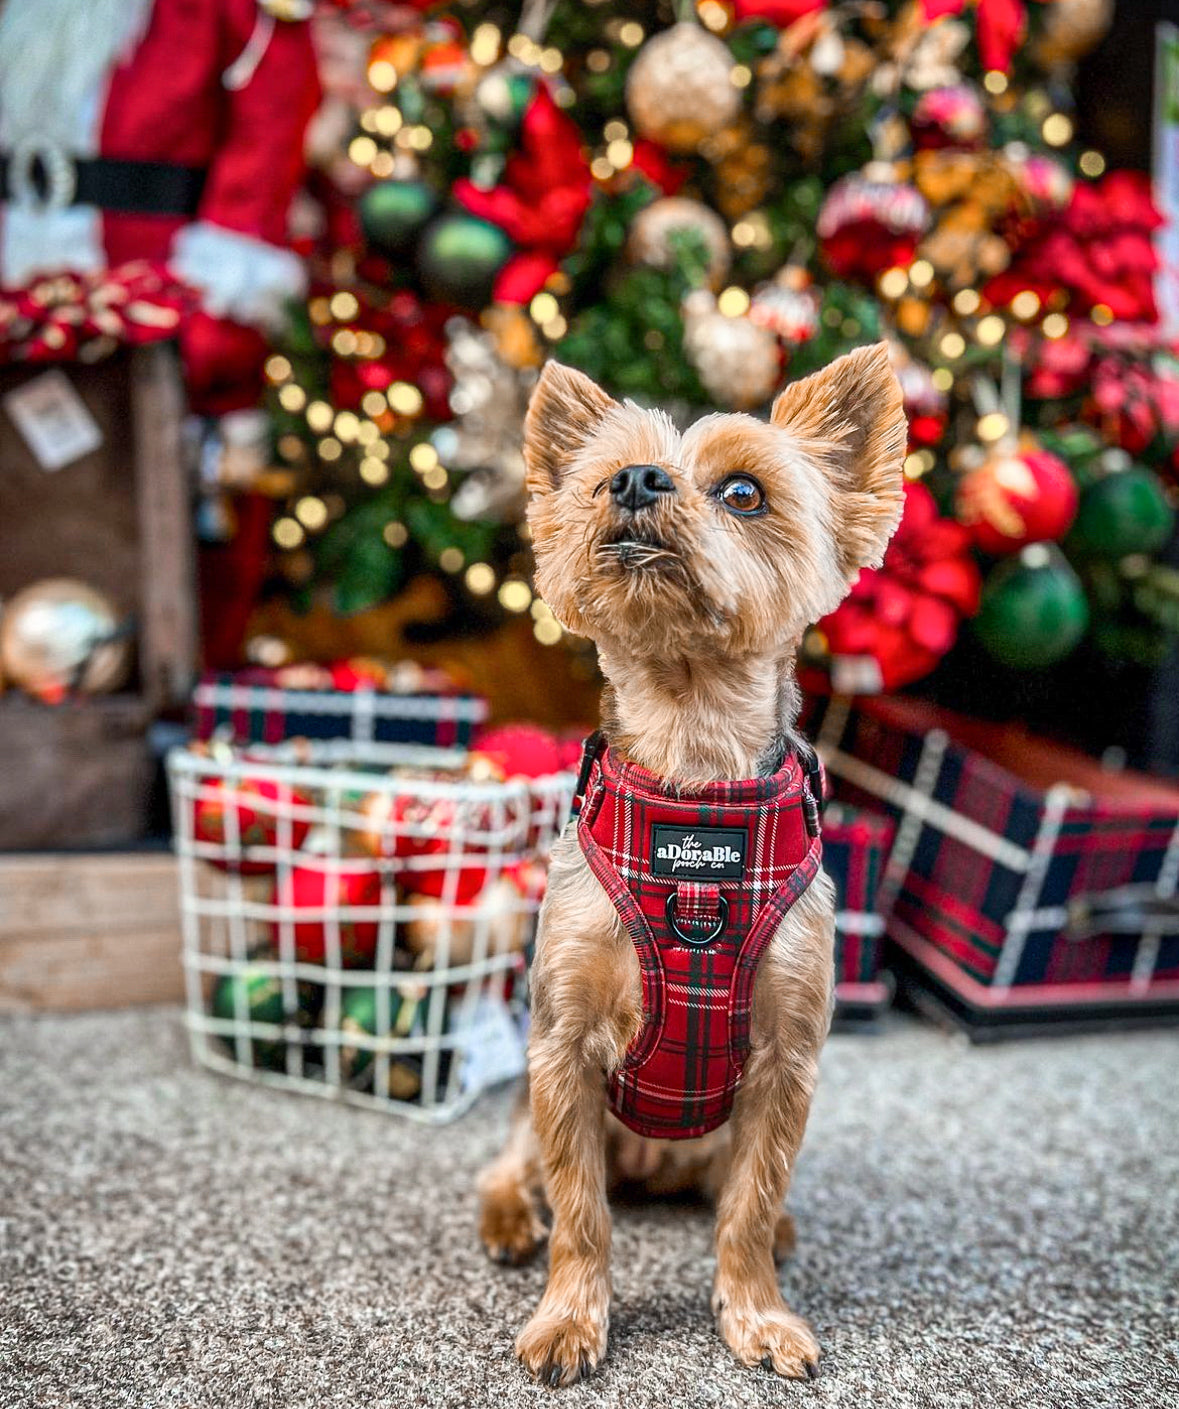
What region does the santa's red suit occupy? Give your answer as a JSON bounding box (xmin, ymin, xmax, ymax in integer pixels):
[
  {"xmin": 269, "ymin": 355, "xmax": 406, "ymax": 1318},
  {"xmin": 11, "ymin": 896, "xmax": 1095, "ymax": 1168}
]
[{"xmin": 0, "ymin": 0, "xmax": 320, "ymax": 412}]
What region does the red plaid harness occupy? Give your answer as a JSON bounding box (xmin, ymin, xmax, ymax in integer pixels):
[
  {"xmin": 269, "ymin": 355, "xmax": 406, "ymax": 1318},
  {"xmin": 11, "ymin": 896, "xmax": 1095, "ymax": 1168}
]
[{"xmin": 574, "ymin": 734, "xmax": 824, "ymax": 1140}]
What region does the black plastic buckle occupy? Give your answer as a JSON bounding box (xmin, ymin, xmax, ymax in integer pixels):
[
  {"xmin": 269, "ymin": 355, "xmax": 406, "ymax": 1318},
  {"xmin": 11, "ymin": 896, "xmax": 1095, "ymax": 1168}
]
[
  {"xmin": 797, "ymin": 739, "xmax": 825, "ymax": 838},
  {"xmin": 571, "ymin": 729, "xmax": 605, "ymax": 816}
]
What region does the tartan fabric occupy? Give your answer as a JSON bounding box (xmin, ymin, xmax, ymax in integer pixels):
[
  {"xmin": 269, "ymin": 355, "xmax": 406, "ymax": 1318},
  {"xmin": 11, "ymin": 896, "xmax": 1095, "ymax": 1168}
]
[
  {"xmin": 577, "ymin": 742, "xmax": 822, "ymax": 1140},
  {"xmin": 807, "ymin": 695, "xmax": 1179, "ymax": 1015},
  {"xmin": 822, "ymin": 806, "xmax": 894, "ymax": 987},
  {"xmin": 192, "ymin": 673, "xmax": 486, "ymax": 748}
]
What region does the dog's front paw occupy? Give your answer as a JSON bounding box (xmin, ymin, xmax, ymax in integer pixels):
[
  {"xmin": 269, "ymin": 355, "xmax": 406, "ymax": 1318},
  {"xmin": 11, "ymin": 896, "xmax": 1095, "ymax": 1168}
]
[
  {"xmin": 714, "ymin": 1297, "xmax": 820, "ymax": 1380},
  {"xmin": 479, "ymin": 1187, "xmax": 548, "ymax": 1266},
  {"xmin": 516, "ymin": 1305, "xmax": 608, "ymax": 1387}
]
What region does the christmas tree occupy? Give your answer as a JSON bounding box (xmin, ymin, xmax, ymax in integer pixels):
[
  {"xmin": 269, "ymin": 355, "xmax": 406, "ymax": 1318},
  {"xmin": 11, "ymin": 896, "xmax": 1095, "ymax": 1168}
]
[{"xmin": 262, "ymin": 0, "xmax": 1177, "ymax": 705}]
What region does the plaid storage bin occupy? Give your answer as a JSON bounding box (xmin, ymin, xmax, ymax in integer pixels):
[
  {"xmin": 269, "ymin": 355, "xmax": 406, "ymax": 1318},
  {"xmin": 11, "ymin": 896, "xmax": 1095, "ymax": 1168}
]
[
  {"xmin": 823, "ymin": 803, "xmax": 896, "ymax": 1026},
  {"xmin": 193, "ymin": 672, "xmax": 487, "ymax": 749},
  {"xmin": 807, "ymin": 695, "xmax": 1179, "ymax": 1039}
]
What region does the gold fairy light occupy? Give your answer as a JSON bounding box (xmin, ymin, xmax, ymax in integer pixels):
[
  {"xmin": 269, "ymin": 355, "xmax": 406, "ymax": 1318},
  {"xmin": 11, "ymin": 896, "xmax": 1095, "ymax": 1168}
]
[
  {"xmin": 359, "ymin": 457, "xmax": 388, "ymax": 486},
  {"xmin": 465, "ymin": 563, "xmax": 495, "ymax": 595},
  {"xmin": 604, "ymin": 119, "xmax": 628, "ymax": 142},
  {"xmin": 361, "ymin": 391, "xmax": 387, "ymax": 418},
  {"xmin": 977, "ymin": 412, "xmax": 1009, "ymax": 443},
  {"xmin": 1042, "ymin": 113, "xmax": 1073, "ymax": 147},
  {"xmin": 976, "ymin": 314, "xmax": 1006, "ymax": 346},
  {"xmin": 410, "ymin": 443, "xmax": 439, "ymax": 472},
  {"xmin": 606, "ymin": 138, "xmax": 633, "ymax": 168},
  {"xmin": 265, "ymin": 355, "xmax": 291, "ymax": 383},
  {"xmin": 983, "ymin": 70, "xmax": 1008, "ymax": 95},
  {"xmin": 295, "ymin": 496, "xmax": 328, "ymax": 530},
  {"xmin": 878, "ymin": 267, "xmax": 909, "ymax": 300},
  {"xmin": 470, "ymin": 23, "xmax": 501, "ymax": 66},
  {"xmin": 330, "ymin": 292, "xmax": 359, "ymax": 321},
  {"xmin": 586, "ymin": 49, "xmax": 610, "ymax": 73},
  {"xmin": 909, "ymin": 259, "xmax": 935, "ymax": 289},
  {"xmin": 1042, "ymin": 313, "xmax": 1070, "ymax": 339},
  {"xmin": 534, "ymin": 618, "xmax": 563, "ymax": 645},
  {"xmin": 717, "ymin": 286, "xmax": 750, "ymax": 317},
  {"xmin": 439, "ymin": 547, "xmax": 464, "ymax": 573},
  {"xmin": 370, "ymin": 152, "xmax": 394, "ymax": 179},
  {"xmin": 498, "ymin": 579, "xmax": 533, "ymax": 612},
  {"xmin": 383, "ymin": 521, "xmax": 409, "ymax": 547},
  {"xmin": 1079, "ymin": 150, "xmax": 1106, "ymax": 178},
  {"xmin": 618, "ymin": 22, "xmax": 644, "ymax": 47},
  {"xmin": 931, "ymin": 367, "xmax": 954, "ymax": 392},
  {"xmin": 334, "ymin": 411, "xmax": 361, "ymax": 442},
  {"xmin": 539, "ymin": 48, "xmax": 564, "ymax": 75},
  {"xmin": 543, "ymin": 315, "xmax": 567, "ymax": 339},
  {"xmin": 369, "ymin": 60, "xmax": 397, "ymax": 93},
  {"xmin": 374, "ymin": 106, "xmax": 402, "ymax": 137},
  {"xmin": 953, "ymin": 288, "xmax": 981, "ymax": 316},
  {"xmin": 1010, "ymin": 290, "xmax": 1041, "ymax": 320},
  {"xmin": 331, "ymin": 329, "xmax": 357, "ymax": 356},
  {"xmin": 278, "ymin": 384, "xmax": 306, "ymax": 413},
  {"xmin": 349, "ymin": 136, "xmax": 378, "ymax": 166},
  {"xmin": 530, "ymin": 292, "xmax": 559, "ymax": 324},
  {"xmin": 1091, "ymin": 304, "xmax": 1114, "ymax": 326},
  {"xmin": 387, "ymin": 382, "xmax": 423, "ymax": 416},
  {"xmin": 590, "ymin": 157, "xmax": 614, "ymax": 181},
  {"xmin": 273, "ymin": 517, "xmax": 304, "ymax": 549},
  {"xmin": 698, "ymin": 1, "xmax": 728, "ymax": 32},
  {"xmin": 422, "ymin": 466, "xmax": 448, "ymax": 491},
  {"xmin": 318, "ymin": 437, "xmax": 342, "ymax": 462},
  {"xmin": 730, "ymin": 65, "xmax": 752, "ymax": 89},
  {"xmin": 940, "ymin": 332, "xmax": 966, "ymax": 360},
  {"xmin": 306, "ymin": 400, "xmax": 334, "ymax": 433}
]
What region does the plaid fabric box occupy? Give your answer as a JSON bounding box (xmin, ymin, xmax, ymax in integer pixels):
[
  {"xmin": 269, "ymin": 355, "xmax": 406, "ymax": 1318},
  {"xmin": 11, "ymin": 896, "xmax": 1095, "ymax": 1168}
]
[
  {"xmin": 806, "ymin": 695, "xmax": 1179, "ymax": 1039},
  {"xmin": 192, "ymin": 673, "xmax": 488, "ymax": 749},
  {"xmin": 823, "ymin": 804, "xmax": 896, "ymax": 1026}
]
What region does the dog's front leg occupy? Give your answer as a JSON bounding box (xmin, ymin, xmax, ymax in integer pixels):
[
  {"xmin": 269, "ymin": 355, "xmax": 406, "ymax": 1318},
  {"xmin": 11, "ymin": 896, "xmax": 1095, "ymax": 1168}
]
[
  {"xmin": 712, "ymin": 1038, "xmax": 822, "ymax": 1380},
  {"xmin": 515, "ymin": 1029, "xmax": 611, "ymax": 1386}
]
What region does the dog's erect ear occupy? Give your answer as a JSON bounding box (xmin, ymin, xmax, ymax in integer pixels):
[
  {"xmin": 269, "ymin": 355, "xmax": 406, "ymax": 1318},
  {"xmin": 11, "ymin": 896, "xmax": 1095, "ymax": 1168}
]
[
  {"xmin": 525, "ymin": 360, "xmax": 617, "ymax": 494},
  {"xmin": 770, "ymin": 342, "xmax": 907, "ymax": 573}
]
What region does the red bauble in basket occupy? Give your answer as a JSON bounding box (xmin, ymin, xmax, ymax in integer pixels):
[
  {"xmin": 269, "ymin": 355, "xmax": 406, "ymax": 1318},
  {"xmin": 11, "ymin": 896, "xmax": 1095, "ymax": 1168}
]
[
  {"xmin": 275, "ymin": 864, "xmax": 383, "ymax": 967},
  {"xmin": 956, "ymin": 444, "xmax": 1079, "ymax": 556},
  {"xmin": 192, "ymin": 778, "xmax": 311, "ymax": 874}
]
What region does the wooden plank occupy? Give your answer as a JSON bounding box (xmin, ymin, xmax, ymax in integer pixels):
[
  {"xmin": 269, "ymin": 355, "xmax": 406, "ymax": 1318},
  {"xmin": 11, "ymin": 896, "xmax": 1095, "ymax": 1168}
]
[
  {"xmin": 131, "ymin": 343, "xmax": 197, "ymax": 710},
  {"xmin": 0, "ymin": 851, "xmax": 178, "ymax": 933},
  {"xmin": 0, "ymin": 926, "xmax": 183, "ymax": 1013}
]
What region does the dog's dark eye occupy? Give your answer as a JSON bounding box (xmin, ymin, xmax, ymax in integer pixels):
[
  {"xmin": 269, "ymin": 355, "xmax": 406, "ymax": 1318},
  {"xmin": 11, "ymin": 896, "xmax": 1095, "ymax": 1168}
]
[{"xmin": 716, "ymin": 475, "xmax": 766, "ymax": 516}]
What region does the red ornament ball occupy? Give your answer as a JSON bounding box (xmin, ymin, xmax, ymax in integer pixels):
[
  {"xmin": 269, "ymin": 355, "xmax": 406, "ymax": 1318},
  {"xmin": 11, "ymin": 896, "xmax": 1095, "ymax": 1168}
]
[
  {"xmin": 470, "ymin": 723, "xmax": 564, "ymax": 779},
  {"xmin": 956, "ymin": 446, "xmax": 1079, "ymax": 556},
  {"xmin": 275, "ymin": 864, "xmax": 382, "ymax": 967},
  {"xmin": 192, "ymin": 778, "xmax": 311, "ymax": 875}
]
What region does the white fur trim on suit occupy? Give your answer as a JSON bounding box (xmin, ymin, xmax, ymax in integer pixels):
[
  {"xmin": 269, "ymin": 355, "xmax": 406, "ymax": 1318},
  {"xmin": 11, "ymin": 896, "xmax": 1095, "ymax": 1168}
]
[{"xmin": 170, "ymin": 222, "xmax": 305, "ymax": 331}]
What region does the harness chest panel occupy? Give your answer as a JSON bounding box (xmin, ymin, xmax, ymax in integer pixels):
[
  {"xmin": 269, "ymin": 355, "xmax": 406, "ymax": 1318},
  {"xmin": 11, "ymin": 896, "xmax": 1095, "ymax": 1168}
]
[{"xmin": 575, "ymin": 741, "xmax": 822, "ymax": 1140}]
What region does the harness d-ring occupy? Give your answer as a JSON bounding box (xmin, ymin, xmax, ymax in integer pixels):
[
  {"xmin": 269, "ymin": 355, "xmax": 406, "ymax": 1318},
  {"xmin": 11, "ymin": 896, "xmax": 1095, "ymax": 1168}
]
[{"xmin": 665, "ymin": 891, "xmax": 728, "ymax": 947}]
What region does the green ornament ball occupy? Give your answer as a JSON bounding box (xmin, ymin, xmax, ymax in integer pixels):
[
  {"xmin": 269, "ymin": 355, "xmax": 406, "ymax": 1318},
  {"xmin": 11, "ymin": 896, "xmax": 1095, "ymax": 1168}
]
[
  {"xmin": 359, "ymin": 180, "xmax": 438, "ymax": 259},
  {"xmin": 1069, "ymin": 466, "xmax": 1175, "ymax": 559},
  {"xmin": 973, "ymin": 548, "xmax": 1090, "ymax": 669},
  {"xmin": 211, "ymin": 966, "xmax": 287, "ymax": 1068},
  {"xmin": 417, "ymin": 214, "xmax": 512, "ymax": 308},
  {"xmin": 340, "ymin": 984, "xmax": 423, "ymax": 1099}
]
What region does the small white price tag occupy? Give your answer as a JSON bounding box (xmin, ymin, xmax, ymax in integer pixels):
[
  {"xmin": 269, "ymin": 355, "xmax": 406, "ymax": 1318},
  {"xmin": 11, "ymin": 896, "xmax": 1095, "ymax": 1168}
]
[
  {"xmin": 458, "ymin": 994, "xmax": 527, "ymax": 1095},
  {"xmin": 4, "ymin": 369, "xmax": 103, "ymax": 471},
  {"xmin": 830, "ymin": 654, "xmax": 885, "ymax": 697}
]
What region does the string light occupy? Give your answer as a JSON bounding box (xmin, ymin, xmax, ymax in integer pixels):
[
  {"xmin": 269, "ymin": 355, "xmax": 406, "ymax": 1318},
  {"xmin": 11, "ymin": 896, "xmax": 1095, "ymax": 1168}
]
[
  {"xmin": 953, "ymin": 289, "xmax": 981, "ymax": 316},
  {"xmin": 1042, "ymin": 312, "xmax": 1070, "ymax": 339},
  {"xmin": 543, "ymin": 315, "xmax": 567, "ymax": 339},
  {"xmin": 368, "ymin": 60, "xmax": 397, "ymax": 93},
  {"xmin": 590, "ymin": 157, "xmax": 614, "ymax": 181},
  {"xmin": 698, "ymin": 1, "xmax": 728, "ymax": 32},
  {"xmin": 318, "ymin": 437, "xmax": 342, "ymax": 462},
  {"xmin": 273, "ymin": 517, "xmax": 304, "ymax": 549},
  {"xmin": 534, "ymin": 618, "xmax": 563, "ymax": 645},
  {"xmin": 374, "ymin": 106, "xmax": 402, "ymax": 137},
  {"xmin": 387, "ymin": 382, "xmax": 423, "ymax": 416},
  {"xmin": 469, "ymin": 23, "xmax": 501, "ymax": 66},
  {"xmin": 359, "ymin": 457, "xmax": 388, "ymax": 486},
  {"xmin": 718, "ymin": 286, "xmax": 750, "ymax": 317},
  {"xmin": 976, "ymin": 315, "xmax": 1006, "ymax": 346},
  {"xmin": 1010, "ymin": 290, "xmax": 1041, "ymax": 320},
  {"xmin": 931, "ymin": 367, "xmax": 954, "ymax": 392},
  {"xmin": 730, "ymin": 65, "xmax": 752, "ymax": 89},
  {"xmin": 1091, "ymin": 303, "xmax": 1115, "ymax": 327},
  {"xmin": 465, "ymin": 563, "xmax": 495, "ymax": 595},
  {"xmin": 909, "ymin": 259, "xmax": 935, "ymax": 289},
  {"xmin": 410, "ymin": 443, "xmax": 439, "ymax": 472},
  {"xmin": 306, "ymin": 400, "xmax": 333, "ymax": 433},
  {"xmin": 983, "ymin": 70, "xmax": 1008, "ymax": 95},
  {"xmin": 940, "ymin": 332, "xmax": 966, "ymax": 360},
  {"xmin": 361, "ymin": 391, "xmax": 387, "ymax": 418},
  {"xmin": 422, "ymin": 465, "xmax": 448, "ymax": 490},
  {"xmin": 977, "ymin": 412, "xmax": 1010, "ymax": 443},
  {"xmin": 348, "ymin": 136, "xmax": 378, "ymax": 166},
  {"xmin": 1079, "ymin": 150, "xmax": 1106, "ymax": 178},
  {"xmin": 606, "ymin": 138, "xmax": 633, "ymax": 168},
  {"xmin": 330, "ymin": 292, "xmax": 359, "ymax": 321},
  {"xmin": 604, "ymin": 119, "xmax": 628, "ymax": 142},
  {"xmin": 295, "ymin": 496, "xmax": 328, "ymax": 530},
  {"xmin": 530, "ymin": 292, "xmax": 559, "ymax": 324},
  {"xmin": 383, "ymin": 521, "xmax": 409, "ymax": 548},
  {"xmin": 499, "ymin": 579, "xmax": 533, "ymax": 612},
  {"xmin": 586, "ymin": 49, "xmax": 610, "ymax": 73},
  {"xmin": 878, "ymin": 267, "xmax": 908, "ymax": 300},
  {"xmin": 439, "ymin": 547, "xmax": 464, "ymax": 573},
  {"xmin": 539, "ymin": 47, "xmax": 564, "ymax": 75},
  {"xmin": 370, "ymin": 152, "xmax": 395, "ymax": 178},
  {"xmin": 278, "ymin": 384, "xmax": 306, "ymax": 413},
  {"xmin": 618, "ymin": 22, "xmax": 644, "ymax": 47},
  {"xmin": 1042, "ymin": 113, "xmax": 1073, "ymax": 147},
  {"xmin": 265, "ymin": 355, "xmax": 291, "ymax": 383},
  {"xmin": 334, "ymin": 411, "xmax": 361, "ymax": 442}
]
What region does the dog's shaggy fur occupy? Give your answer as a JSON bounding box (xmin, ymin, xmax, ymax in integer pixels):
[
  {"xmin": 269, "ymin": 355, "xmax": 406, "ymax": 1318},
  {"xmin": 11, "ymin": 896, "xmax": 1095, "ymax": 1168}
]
[{"xmin": 478, "ymin": 346, "xmax": 907, "ymax": 1386}]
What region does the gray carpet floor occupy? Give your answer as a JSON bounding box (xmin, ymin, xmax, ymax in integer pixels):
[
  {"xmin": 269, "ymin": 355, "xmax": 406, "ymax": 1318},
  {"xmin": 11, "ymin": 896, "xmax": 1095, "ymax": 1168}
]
[{"xmin": 1, "ymin": 1007, "xmax": 1176, "ymax": 1409}]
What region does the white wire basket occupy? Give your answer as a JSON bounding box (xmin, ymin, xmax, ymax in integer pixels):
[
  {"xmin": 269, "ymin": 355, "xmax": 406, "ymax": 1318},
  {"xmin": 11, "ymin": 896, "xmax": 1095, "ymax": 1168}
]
[{"xmin": 168, "ymin": 739, "xmax": 576, "ymax": 1123}]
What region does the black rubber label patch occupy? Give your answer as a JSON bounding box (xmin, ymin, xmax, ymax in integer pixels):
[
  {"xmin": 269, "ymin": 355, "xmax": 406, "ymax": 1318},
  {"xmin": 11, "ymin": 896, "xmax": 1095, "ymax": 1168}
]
[{"xmin": 650, "ymin": 825, "xmax": 747, "ymax": 879}]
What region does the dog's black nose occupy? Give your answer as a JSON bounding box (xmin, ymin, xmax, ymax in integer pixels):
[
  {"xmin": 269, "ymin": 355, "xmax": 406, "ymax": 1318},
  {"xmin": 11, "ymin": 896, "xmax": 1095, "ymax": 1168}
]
[{"xmin": 610, "ymin": 464, "xmax": 675, "ymax": 513}]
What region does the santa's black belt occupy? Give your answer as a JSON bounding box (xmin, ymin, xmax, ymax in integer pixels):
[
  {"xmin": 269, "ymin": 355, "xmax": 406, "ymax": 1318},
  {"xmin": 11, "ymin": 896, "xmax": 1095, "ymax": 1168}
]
[{"xmin": 0, "ymin": 151, "xmax": 206, "ymax": 217}]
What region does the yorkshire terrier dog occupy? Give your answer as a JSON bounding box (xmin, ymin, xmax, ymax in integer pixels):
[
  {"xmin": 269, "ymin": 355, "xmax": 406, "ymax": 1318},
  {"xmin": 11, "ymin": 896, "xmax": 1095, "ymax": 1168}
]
[{"xmin": 478, "ymin": 345, "xmax": 907, "ymax": 1385}]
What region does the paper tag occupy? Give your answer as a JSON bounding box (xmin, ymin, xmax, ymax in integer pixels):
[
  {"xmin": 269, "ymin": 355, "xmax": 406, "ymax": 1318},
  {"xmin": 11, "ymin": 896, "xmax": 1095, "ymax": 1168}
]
[
  {"xmin": 458, "ymin": 994, "xmax": 527, "ymax": 1095},
  {"xmin": 4, "ymin": 369, "xmax": 103, "ymax": 471},
  {"xmin": 830, "ymin": 654, "xmax": 885, "ymax": 696}
]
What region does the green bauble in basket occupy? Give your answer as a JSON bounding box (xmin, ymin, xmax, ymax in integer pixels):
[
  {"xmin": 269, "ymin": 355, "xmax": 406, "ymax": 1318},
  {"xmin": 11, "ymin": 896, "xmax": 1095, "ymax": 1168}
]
[
  {"xmin": 973, "ymin": 545, "xmax": 1089, "ymax": 668},
  {"xmin": 417, "ymin": 214, "xmax": 512, "ymax": 308},
  {"xmin": 359, "ymin": 180, "xmax": 438, "ymax": 259},
  {"xmin": 211, "ymin": 966, "xmax": 287, "ymax": 1069},
  {"xmin": 340, "ymin": 984, "xmax": 424, "ymax": 1100},
  {"xmin": 1068, "ymin": 464, "xmax": 1175, "ymax": 559}
]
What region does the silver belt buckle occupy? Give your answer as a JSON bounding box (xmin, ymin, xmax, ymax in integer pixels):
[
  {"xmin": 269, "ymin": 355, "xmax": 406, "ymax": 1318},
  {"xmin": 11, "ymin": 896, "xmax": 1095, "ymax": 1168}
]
[{"xmin": 8, "ymin": 136, "xmax": 78, "ymax": 213}]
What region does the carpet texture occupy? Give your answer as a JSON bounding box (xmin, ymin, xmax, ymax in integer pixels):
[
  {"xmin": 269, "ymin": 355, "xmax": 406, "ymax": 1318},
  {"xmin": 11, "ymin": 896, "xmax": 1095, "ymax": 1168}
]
[{"xmin": 1, "ymin": 1007, "xmax": 1177, "ymax": 1409}]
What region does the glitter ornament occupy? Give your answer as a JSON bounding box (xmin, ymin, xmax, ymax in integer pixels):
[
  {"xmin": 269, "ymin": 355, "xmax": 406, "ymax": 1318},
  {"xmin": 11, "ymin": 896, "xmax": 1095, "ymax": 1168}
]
[
  {"xmin": 817, "ymin": 174, "xmax": 930, "ymax": 280},
  {"xmin": 627, "ymin": 197, "xmax": 731, "ymax": 289},
  {"xmin": 0, "ymin": 578, "xmax": 130, "ymax": 704},
  {"xmin": 683, "ymin": 293, "xmax": 782, "ymax": 411},
  {"xmin": 625, "ymin": 23, "xmax": 741, "ymax": 154},
  {"xmin": 973, "ymin": 546, "xmax": 1089, "ymax": 669},
  {"xmin": 749, "ymin": 270, "xmax": 820, "ymax": 344},
  {"xmin": 956, "ymin": 444, "xmax": 1079, "ymax": 555},
  {"xmin": 912, "ymin": 85, "xmax": 987, "ymax": 149}
]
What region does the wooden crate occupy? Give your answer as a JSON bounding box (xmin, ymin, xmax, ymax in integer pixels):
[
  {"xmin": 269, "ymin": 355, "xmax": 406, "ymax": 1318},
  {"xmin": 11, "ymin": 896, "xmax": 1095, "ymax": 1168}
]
[
  {"xmin": 0, "ymin": 852, "xmax": 183, "ymax": 1012},
  {"xmin": 0, "ymin": 344, "xmax": 196, "ymax": 848}
]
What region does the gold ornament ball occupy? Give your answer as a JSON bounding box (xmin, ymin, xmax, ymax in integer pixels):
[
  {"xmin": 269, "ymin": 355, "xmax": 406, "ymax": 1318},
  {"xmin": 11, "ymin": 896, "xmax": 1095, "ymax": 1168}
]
[
  {"xmin": 627, "ymin": 197, "xmax": 732, "ymax": 288},
  {"xmin": 625, "ymin": 23, "xmax": 741, "ymax": 154},
  {"xmin": 684, "ymin": 303, "xmax": 781, "ymax": 411},
  {"xmin": 0, "ymin": 578, "xmax": 131, "ymax": 703}
]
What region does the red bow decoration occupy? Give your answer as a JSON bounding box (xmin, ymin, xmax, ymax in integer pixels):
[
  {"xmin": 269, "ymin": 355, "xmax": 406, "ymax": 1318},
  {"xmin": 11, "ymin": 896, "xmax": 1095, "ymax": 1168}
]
[
  {"xmin": 921, "ymin": 0, "xmax": 1045, "ymax": 74},
  {"xmin": 818, "ymin": 480, "xmax": 982, "ymax": 691},
  {"xmin": 732, "ymin": 0, "xmax": 828, "ymax": 23},
  {"xmin": 987, "ymin": 170, "xmax": 1163, "ymax": 325},
  {"xmin": 0, "ymin": 260, "xmax": 197, "ymax": 365},
  {"xmin": 453, "ymin": 85, "xmax": 592, "ymax": 304}
]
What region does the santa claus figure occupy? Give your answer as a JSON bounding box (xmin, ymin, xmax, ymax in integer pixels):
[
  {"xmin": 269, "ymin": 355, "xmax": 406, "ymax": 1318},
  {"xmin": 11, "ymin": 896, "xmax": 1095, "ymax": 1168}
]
[{"xmin": 0, "ymin": 0, "xmax": 320, "ymax": 413}]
